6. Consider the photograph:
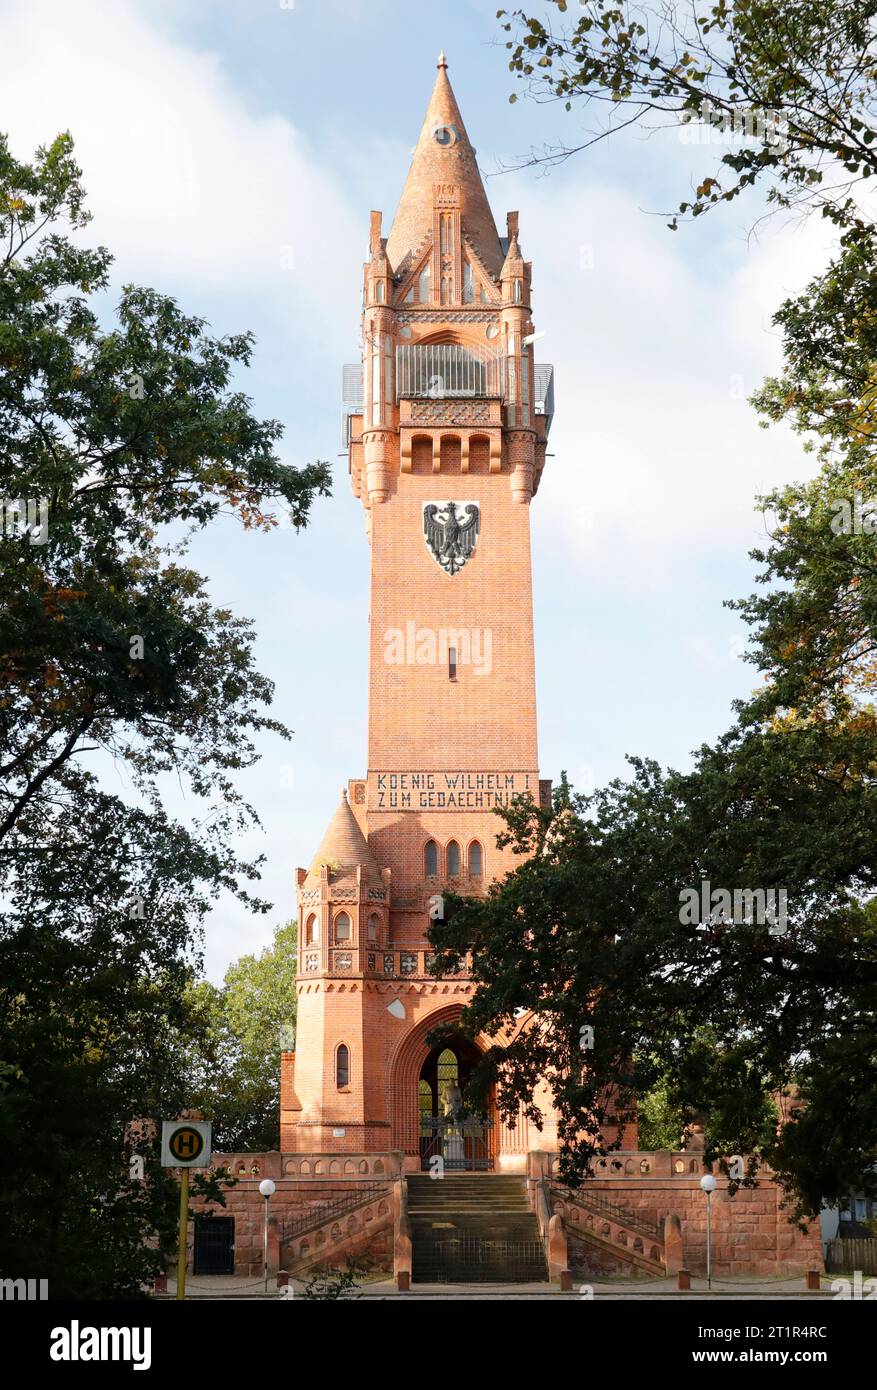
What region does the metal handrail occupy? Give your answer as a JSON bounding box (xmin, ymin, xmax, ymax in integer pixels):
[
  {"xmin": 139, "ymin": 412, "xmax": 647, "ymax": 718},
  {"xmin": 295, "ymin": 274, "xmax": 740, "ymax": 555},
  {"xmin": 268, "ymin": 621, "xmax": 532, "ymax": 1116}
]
[
  {"xmin": 280, "ymin": 1182, "xmax": 388, "ymax": 1242},
  {"xmin": 560, "ymin": 1187, "xmax": 663, "ymax": 1239}
]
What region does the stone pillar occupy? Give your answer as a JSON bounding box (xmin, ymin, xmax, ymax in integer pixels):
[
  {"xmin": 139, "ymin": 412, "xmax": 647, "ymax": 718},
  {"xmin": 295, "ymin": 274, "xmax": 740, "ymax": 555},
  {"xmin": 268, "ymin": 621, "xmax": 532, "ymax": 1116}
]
[
  {"xmin": 547, "ymin": 1213, "xmax": 568, "ymax": 1283},
  {"xmin": 664, "ymin": 1212, "xmax": 684, "ymax": 1274}
]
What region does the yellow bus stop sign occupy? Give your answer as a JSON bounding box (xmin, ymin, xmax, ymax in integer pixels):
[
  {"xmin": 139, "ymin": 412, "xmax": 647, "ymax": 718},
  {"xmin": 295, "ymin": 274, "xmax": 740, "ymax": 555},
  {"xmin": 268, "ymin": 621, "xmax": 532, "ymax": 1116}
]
[{"xmin": 161, "ymin": 1120, "xmax": 211, "ymax": 1168}]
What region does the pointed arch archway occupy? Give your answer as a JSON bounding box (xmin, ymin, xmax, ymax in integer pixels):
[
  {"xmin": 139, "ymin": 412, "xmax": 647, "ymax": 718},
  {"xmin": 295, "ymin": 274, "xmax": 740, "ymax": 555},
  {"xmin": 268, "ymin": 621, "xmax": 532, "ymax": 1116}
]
[{"xmin": 387, "ymin": 1003, "xmax": 493, "ymax": 1162}]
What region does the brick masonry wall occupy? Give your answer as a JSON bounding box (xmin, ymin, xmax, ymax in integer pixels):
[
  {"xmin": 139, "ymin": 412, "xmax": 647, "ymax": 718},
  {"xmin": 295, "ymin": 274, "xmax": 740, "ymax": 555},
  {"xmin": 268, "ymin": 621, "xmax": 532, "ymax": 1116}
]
[
  {"xmin": 367, "ymin": 467, "xmax": 538, "ymax": 775},
  {"xmin": 185, "ymin": 1152, "xmax": 823, "ymax": 1280},
  {"xmin": 289, "ymin": 424, "xmax": 550, "ymax": 1151},
  {"xmin": 187, "ymin": 1155, "xmax": 395, "ymax": 1277},
  {"xmin": 563, "ymin": 1179, "xmax": 823, "ymax": 1279}
]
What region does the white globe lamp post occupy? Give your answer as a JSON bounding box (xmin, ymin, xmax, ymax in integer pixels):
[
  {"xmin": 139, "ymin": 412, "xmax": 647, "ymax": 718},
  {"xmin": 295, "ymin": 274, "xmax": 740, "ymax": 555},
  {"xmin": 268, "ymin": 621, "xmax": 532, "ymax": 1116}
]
[
  {"xmin": 259, "ymin": 1178, "xmax": 276, "ymax": 1292},
  {"xmin": 700, "ymin": 1173, "xmax": 718, "ymax": 1289}
]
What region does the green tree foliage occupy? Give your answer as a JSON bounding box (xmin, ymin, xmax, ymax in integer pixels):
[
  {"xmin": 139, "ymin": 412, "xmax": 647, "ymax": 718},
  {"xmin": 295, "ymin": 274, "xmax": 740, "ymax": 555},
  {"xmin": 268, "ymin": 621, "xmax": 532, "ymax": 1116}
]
[
  {"xmin": 448, "ymin": 0, "xmax": 877, "ymax": 1223},
  {"xmin": 183, "ymin": 922, "xmax": 298, "ymax": 1152},
  {"xmin": 635, "ymin": 1068, "xmax": 684, "ymax": 1152},
  {"xmin": 301, "ymin": 1256, "xmax": 369, "ymax": 1299},
  {"xmin": 431, "ymin": 736, "xmax": 877, "ymax": 1219},
  {"xmin": 499, "ymin": 0, "xmax": 877, "ymax": 230},
  {"xmin": 0, "ymin": 133, "xmax": 329, "ymax": 1296}
]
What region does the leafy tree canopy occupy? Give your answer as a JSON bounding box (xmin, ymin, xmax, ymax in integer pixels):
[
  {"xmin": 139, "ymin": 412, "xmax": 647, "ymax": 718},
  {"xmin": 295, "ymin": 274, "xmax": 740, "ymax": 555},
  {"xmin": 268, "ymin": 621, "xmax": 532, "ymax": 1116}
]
[
  {"xmin": 499, "ymin": 0, "xmax": 877, "ymax": 230},
  {"xmin": 454, "ymin": 0, "xmax": 877, "ymax": 1224},
  {"xmin": 0, "ymin": 132, "xmax": 327, "ymax": 1295},
  {"xmin": 181, "ymin": 921, "xmax": 298, "ymax": 1152}
]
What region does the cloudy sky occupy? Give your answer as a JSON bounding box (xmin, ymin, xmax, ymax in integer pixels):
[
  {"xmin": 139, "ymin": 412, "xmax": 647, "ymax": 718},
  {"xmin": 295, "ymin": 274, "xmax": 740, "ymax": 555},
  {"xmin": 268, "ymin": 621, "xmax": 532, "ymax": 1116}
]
[{"xmin": 2, "ymin": 0, "xmax": 835, "ymax": 979}]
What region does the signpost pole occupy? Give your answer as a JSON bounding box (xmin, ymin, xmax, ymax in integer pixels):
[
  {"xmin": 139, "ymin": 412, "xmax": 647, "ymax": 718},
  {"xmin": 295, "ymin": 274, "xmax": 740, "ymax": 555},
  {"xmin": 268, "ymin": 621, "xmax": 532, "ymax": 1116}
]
[
  {"xmin": 176, "ymin": 1166, "xmax": 189, "ymax": 1301},
  {"xmin": 162, "ymin": 1118, "xmax": 210, "ymax": 1301}
]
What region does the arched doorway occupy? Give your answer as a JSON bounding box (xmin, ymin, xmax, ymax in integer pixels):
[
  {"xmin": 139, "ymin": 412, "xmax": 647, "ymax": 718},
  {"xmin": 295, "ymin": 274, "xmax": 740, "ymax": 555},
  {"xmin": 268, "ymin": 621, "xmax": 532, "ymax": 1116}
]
[{"xmin": 417, "ymin": 1035, "xmax": 493, "ymax": 1171}]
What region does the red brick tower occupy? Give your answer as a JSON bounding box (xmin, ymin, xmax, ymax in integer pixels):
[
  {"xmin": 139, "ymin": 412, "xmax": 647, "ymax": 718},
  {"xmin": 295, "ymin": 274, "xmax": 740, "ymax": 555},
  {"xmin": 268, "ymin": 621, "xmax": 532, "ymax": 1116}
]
[{"xmin": 282, "ymin": 55, "xmax": 556, "ymax": 1170}]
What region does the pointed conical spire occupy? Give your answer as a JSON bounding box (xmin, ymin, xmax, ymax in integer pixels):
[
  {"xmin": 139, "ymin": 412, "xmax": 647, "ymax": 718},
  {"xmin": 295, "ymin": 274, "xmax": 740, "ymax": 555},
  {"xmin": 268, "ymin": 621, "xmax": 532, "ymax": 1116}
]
[
  {"xmin": 305, "ymin": 789, "xmax": 383, "ymax": 887},
  {"xmin": 500, "ymin": 232, "xmax": 523, "ymax": 279},
  {"xmin": 385, "ymin": 53, "xmax": 504, "ymax": 277}
]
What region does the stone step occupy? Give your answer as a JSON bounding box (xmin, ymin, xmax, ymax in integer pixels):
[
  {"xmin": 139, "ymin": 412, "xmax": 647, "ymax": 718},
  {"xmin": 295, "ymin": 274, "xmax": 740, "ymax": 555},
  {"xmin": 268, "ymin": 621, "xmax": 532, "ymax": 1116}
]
[
  {"xmin": 408, "ymin": 1176, "xmax": 524, "ymax": 1184},
  {"xmin": 408, "ymin": 1201, "xmax": 530, "ymax": 1211},
  {"xmin": 411, "ymin": 1213, "xmax": 534, "ymax": 1224},
  {"xmin": 413, "ymin": 1273, "xmax": 548, "ymax": 1278},
  {"xmin": 410, "ymin": 1217, "xmax": 533, "ymax": 1228},
  {"xmin": 410, "ymin": 1202, "xmax": 532, "ymax": 1210},
  {"xmin": 411, "ymin": 1217, "xmax": 536, "ymax": 1228},
  {"xmin": 408, "ymin": 1188, "xmax": 528, "ymax": 1196},
  {"xmin": 407, "ymin": 1178, "xmax": 529, "ymax": 1210},
  {"xmin": 409, "ymin": 1172, "xmax": 546, "ymax": 1285},
  {"xmin": 407, "ymin": 1178, "xmax": 525, "ymax": 1188}
]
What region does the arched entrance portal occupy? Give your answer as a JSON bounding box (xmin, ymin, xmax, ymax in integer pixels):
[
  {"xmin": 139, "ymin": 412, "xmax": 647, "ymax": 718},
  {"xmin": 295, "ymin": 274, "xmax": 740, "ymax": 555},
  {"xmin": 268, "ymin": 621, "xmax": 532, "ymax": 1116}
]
[{"xmin": 417, "ymin": 1035, "xmax": 493, "ymax": 1172}]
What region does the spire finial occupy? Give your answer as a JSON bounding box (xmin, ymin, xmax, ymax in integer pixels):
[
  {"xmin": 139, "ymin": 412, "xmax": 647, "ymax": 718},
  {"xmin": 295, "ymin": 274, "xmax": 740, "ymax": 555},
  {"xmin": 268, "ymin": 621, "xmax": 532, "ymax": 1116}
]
[
  {"xmin": 437, "ymin": 49, "xmax": 447, "ymax": 70},
  {"xmin": 342, "ymin": 787, "xmax": 348, "ymax": 801}
]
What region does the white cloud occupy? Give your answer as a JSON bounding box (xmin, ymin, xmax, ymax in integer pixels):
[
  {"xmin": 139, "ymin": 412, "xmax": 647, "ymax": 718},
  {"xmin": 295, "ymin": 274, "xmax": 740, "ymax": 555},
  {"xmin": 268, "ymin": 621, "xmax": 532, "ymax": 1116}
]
[
  {"xmin": 1, "ymin": 0, "xmax": 848, "ymax": 976},
  {"xmin": 506, "ymin": 179, "xmax": 833, "ymax": 591},
  {"xmin": 1, "ymin": 0, "xmax": 363, "ymax": 352}
]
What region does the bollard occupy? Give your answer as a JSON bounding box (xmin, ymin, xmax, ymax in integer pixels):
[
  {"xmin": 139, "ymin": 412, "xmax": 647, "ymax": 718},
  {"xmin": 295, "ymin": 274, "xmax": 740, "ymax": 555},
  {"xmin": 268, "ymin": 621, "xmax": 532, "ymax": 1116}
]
[
  {"xmin": 153, "ymin": 1274, "xmax": 167, "ymax": 1294},
  {"xmin": 560, "ymin": 1269, "xmax": 573, "ymax": 1291},
  {"xmin": 678, "ymin": 1269, "xmax": 691, "ymax": 1291},
  {"xmin": 806, "ymin": 1270, "xmax": 821, "ymax": 1291},
  {"xmin": 397, "ymin": 1270, "xmax": 410, "ymax": 1292}
]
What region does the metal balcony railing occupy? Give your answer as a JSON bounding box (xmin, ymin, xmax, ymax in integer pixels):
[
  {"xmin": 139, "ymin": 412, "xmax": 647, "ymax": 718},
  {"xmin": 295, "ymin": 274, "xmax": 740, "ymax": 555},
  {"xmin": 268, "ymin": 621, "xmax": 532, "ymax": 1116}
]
[
  {"xmin": 340, "ymin": 356, "xmax": 556, "ymax": 443},
  {"xmin": 395, "ymin": 343, "xmax": 505, "ymax": 400},
  {"xmin": 534, "ymin": 363, "xmax": 555, "ymax": 433},
  {"xmin": 341, "ymin": 363, "xmax": 363, "ymax": 446}
]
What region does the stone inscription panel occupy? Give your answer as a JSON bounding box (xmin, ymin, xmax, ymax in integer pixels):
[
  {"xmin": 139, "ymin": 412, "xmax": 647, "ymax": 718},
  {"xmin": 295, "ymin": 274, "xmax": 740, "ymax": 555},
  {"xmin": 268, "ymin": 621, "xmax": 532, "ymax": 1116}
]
[{"xmin": 369, "ymin": 770, "xmax": 538, "ymax": 810}]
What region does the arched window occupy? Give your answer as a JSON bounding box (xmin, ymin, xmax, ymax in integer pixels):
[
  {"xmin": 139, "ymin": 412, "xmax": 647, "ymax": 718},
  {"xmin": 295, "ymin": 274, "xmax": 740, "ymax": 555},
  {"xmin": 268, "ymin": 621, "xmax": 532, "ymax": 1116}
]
[
  {"xmin": 425, "ymin": 840, "xmax": 438, "ymax": 876},
  {"xmin": 418, "ymin": 262, "xmax": 430, "ymax": 302},
  {"xmin": 513, "ymin": 279, "xmax": 523, "ymax": 303},
  {"xmin": 469, "ymin": 841, "xmax": 483, "ymax": 877},
  {"xmin": 463, "ymin": 261, "xmax": 474, "ymax": 302},
  {"xmin": 336, "ymin": 1044, "xmax": 350, "ymax": 1089},
  {"xmin": 447, "ymin": 841, "xmax": 461, "ymax": 876},
  {"xmin": 335, "ymin": 912, "xmax": 351, "ymax": 942},
  {"xmin": 375, "ymin": 280, "xmax": 384, "ymax": 302},
  {"xmin": 367, "ymin": 913, "xmax": 379, "ymax": 942},
  {"xmin": 419, "ymin": 1078, "xmax": 433, "ymax": 1117},
  {"xmin": 306, "ymin": 913, "xmax": 320, "ymax": 945},
  {"xmin": 437, "ymin": 1048, "xmax": 459, "ymax": 1114}
]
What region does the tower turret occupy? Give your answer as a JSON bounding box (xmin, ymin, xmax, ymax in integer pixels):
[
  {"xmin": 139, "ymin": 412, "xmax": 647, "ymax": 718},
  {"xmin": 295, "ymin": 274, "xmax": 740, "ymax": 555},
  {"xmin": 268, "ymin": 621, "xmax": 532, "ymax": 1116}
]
[{"xmin": 286, "ymin": 56, "xmax": 557, "ymax": 1166}]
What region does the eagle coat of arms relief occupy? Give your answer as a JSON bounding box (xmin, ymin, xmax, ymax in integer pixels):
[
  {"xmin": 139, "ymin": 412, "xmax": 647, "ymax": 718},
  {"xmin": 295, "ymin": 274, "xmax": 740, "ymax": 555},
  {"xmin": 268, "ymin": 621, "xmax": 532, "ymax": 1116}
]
[{"xmin": 423, "ymin": 501, "xmax": 480, "ymax": 576}]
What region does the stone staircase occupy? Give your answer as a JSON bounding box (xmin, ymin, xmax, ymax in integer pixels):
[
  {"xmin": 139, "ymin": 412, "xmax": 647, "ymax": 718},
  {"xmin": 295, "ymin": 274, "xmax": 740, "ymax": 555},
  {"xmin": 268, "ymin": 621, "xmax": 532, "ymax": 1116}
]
[
  {"xmin": 279, "ymin": 1185, "xmax": 393, "ymax": 1276},
  {"xmin": 555, "ymin": 1189, "xmax": 665, "ymax": 1276},
  {"xmin": 407, "ymin": 1174, "xmax": 548, "ymax": 1284}
]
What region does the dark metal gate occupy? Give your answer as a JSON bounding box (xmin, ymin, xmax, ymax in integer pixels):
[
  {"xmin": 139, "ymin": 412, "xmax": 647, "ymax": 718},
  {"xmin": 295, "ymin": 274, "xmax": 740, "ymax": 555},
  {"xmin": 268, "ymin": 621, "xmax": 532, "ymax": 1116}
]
[
  {"xmin": 413, "ymin": 1236, "xmax": 547, "ymax": 1283},
  {"xmin": 193, "ymin": 1215, "xmax": 235, "ymax": 1275},
  {"xmin": 419, "ymin": 1116, "xmax": 493, "ymax": 1171}
]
